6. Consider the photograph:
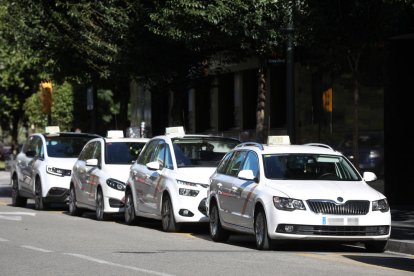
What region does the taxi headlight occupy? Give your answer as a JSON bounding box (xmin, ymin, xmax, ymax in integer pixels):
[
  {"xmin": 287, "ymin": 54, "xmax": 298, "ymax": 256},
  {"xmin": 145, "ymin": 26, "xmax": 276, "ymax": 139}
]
[
  {"xmin": 372, "ymin": 198, "xmax": 389, "ymax": 212},
  {"xmin": 177, "ymin": 179, "xmax": 197, "ymax": 186},
  {"xmin": 106, "ymin": 178, "xmax": 126, "ymax": 191},
  {"xmin": 273, "ymin": 196, "xmax": 306, "ymax": 211},
  {"xmin": 179, "ymin": 188, "xmax": 199, "ymax": 197},
  {"xmin": 46, "ymin": 165, "xmax": 70, "ymax": 177}
]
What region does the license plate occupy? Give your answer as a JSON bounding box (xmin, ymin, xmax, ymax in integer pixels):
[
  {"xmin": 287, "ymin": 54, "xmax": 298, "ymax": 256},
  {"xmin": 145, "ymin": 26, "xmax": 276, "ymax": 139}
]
[{"xmin": 322, "ymin": 217, "xmax": 359, "ymax": 225}]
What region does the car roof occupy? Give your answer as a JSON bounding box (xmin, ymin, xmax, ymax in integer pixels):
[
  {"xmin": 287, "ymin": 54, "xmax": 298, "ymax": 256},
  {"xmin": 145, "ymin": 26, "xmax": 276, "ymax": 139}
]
[
  {"xmin": 37, "ymin": 132, "xmax": 100, "ymax": 139},
  {"xmin": 103, "ymin": 137, "xmax": 150, "ymax": 143},
  {"xmin": 151, "ymin": 134, "xmax": 240, "ymax": 141},
  {"xmin": 235, "ymin": 143, "xmax": 342, "ymax": 156}
]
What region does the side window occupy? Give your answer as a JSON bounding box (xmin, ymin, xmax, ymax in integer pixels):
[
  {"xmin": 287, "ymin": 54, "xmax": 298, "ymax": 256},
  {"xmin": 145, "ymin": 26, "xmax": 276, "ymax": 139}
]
[
  {"xmin": 33, "ymin": 137, "xmax": 44, "ymax": 159},
  {"xmin": 226, "ymin": 151, "xmax": 248, "ymax": 177},
  {"xmin": 91, "ymin": 142, "xmax": 102, "ymax": 165},
  {"xmin": 78, "ymin": 142, "xmax": 95, "ymax": 161},
  {"xmin": 242, "ymin": 151, "xmax": 260, "ymax": 179},
  {"xmin": 23, "ymin": 136, "xmax": 34, "ymax": 155},
  {"xmin": 137, "ymin": 140, "xmax": 159, "ymax": 165},
  {"xmin": 216, "ymin": 152, "xmax": 234, "ymax": 174},
  {"xmin": 164, "ymin": 145, "xmax": 173, "ymax": 169},
  {"xmin": 151, "ymin": 142, "xmax": 166, "ymax": 169}
]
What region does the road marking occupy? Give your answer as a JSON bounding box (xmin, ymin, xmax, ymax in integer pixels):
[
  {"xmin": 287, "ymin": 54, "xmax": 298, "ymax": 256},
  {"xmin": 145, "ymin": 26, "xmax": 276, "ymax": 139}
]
[
  {"xmin": 0, "ymin": 212, "xmax": 36, "ymax": 221},
  {"xmin": 0, "ymin": 212, "xmax": 36, "ymax": 216},
  {"xmin": 0, "ymin": 237, "xmax": 9, "ymax": 242},
  {"xmin": 64, "ymin": 253, "xmax": 174, "ymax": 276},
  {"xmin": 21, "ymin": 245, "xmax": 53, "ymax": 253}
]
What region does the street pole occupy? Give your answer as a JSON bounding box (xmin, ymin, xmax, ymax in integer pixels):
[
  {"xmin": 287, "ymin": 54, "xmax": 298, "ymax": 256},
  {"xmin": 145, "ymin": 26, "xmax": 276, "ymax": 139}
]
[{"xmin": 286, "ymin": 0, "xmax": 296, "ymax": 143}]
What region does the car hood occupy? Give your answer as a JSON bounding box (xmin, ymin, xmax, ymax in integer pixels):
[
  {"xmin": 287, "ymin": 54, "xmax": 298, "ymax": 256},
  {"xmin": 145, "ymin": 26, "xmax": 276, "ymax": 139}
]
[
  {"xmin": 49, "ymin": 157, "xmax": 78, "ymax": 170},
  {"xmin": 265, "ymin": 180, "xmax": 384, "ymax": 202},
  {"xmin": 177, "ymin": 167, "xmax": 216, "ymax": 185},
  {"xmin": 104, "ymin": 165, "xmax": 132, "ymax": 183}
]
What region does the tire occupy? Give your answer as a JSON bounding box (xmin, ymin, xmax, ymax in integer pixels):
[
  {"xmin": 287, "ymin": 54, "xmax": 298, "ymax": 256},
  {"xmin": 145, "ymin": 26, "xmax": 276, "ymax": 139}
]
[
  {"xmin": 365, "ymin": 240, "xmax": 388, "ymax": 253},
  {"xmin": 68, "ymin": 185, "xmax": 82, "ymax": 216},
  {"xmin": 209, "ymin": 202, "xmax": 229, "ymax": 242},
  {"xmin": 161, "ymin": 195, "xmax": 180, "ymax": 232},
  {"xmin": 96, "ymin": 188, "xmax": 109, "ymax": 221},
  {"xmin": 34, "ymin": 179, "xmax": 49, "ymax": 210},
  {"xmin": 11, "ymin": 175, "xmax": 27, "ymax": 207},
  {"xmin": 124, "ymin": 189, "xmax": 138, "ymax": 225},
  {"xmin": 255, "ymin": 209, "xmax": 272, "ymax": 250}
]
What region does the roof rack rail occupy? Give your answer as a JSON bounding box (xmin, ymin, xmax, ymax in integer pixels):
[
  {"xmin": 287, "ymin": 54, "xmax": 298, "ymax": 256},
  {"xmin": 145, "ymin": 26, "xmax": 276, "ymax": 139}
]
[
  {"xmin": 303, "ymin": 143, "xmax": 334, "ymax": 150},
  {"xmin": 235, "ymin": 142, "xmax": 264, "ymax": 150}
]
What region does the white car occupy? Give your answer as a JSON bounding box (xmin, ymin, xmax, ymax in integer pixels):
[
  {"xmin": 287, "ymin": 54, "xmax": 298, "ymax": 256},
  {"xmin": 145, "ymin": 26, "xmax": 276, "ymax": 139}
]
[
  {"xmin": 124, "ymin": 127, "xmax": 240, "ymax": 231},
  {"xmin": 69, "ymin": 132, "xmax": 148, "ymax": 220},
  {"xmin": 207, "ymin": 137, "xmax": 391, "ymax": 252},
  {"xmin": 10, "ymin": 129, "xmax": 99, "ymax": 210}
]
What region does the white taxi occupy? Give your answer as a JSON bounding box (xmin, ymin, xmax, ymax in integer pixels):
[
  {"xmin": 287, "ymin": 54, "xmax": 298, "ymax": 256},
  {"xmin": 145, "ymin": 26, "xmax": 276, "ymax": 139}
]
[
  {"xmin": 69, "ymin": 131, "xmax": 148, "ymax": 220},
  {"xmin": 207, "ymin": 136, "xmax": 391, "ymax": 252},
  {"xmin": 124, "ymin": 127, "xmax": 239, "ymax": 231},
  {"xmin": 10, "ymin": 127, "xmax": 99, "ymax": 210}
]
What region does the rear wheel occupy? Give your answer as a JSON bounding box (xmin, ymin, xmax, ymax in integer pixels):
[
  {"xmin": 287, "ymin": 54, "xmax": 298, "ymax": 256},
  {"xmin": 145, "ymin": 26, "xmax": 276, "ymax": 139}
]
[
  {"xmin": 365, "ymin": 240, "xmax": 388, "ymax": 253},
  {"xmin": 255, "ymin": 209, "xmax": 272, "ymax": 250},
  {"xmin": 11, "ymin": 175, "xmax": 27, "ymax": 207},
  {"xmin": 34, "ymin": 179, "xmax": 49, "ymax": 210},
  {"xmin": 96, "ymin": 188, "xmax": 109, "ymax": 221},
  {"xmin": 124, "ymin": 190, "xmax": 138, "ymax": 225},
  {"xmin": 68, "ymin": 185, "xmax": 82, "ymax": 216},
  {"xmin": 209, "ymin": 202, "xmax": 229, "ymax": 242},
  {"xmin": 161, "ymin": 195, "xmax": 180, "ymax": 232}
]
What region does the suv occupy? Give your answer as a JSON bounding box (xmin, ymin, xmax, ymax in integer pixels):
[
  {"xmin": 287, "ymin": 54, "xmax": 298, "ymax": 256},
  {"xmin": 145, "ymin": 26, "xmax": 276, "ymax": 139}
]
[
  {"xmin": 124, "ymin": 127, "xmax": 239, "ymax": 231},
  {"xmin": 207, "ymin": 136, "xmax": 391, "ymax": 252},
  {"xmin": 69, "ymin": 131, "xmax": 148, "ymax": 220},
  {"xmin": 10, "ymin": 129, "xmax": 99, "ymax": 209}
]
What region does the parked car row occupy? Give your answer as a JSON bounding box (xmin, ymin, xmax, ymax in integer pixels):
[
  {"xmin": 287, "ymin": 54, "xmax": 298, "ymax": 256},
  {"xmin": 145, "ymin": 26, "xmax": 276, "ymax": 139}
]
[{"xmin": 10, "ymin": 126, "xmax": 391, "ymax": 252}]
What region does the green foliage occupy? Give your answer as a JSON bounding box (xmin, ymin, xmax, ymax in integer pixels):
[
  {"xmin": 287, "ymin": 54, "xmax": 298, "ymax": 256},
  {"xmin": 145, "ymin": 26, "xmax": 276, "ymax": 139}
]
[{"xmin": 23, "ymin": 81, "xmax": 74, "ymax": 132}]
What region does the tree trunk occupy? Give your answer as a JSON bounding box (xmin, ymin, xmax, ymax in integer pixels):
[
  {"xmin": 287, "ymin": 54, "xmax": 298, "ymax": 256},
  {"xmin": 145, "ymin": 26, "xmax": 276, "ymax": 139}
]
[{"xmin": 256, "ymin": 66, "xmax": 266, "ymax": 143}]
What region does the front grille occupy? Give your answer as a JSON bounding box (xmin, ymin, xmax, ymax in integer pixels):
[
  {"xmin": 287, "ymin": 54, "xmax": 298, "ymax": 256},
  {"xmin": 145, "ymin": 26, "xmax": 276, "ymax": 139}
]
[
  {"xmin": 198, "ymin": 198, "xmax": 207, "ymax": 216},
  {"xmin": 109, "ymin": 198, "xmax": 124, "ymax": 208},
  {"xmin": 276, "ymin": 224, "xmax": 390, "ymax": 236},
  {"xmin": 47, "ymin": 187, "xmax": 68, "ymax": 197},
  {"xmin": 307, "ymin": 200, "xmax": 370, "ymax": 215}
]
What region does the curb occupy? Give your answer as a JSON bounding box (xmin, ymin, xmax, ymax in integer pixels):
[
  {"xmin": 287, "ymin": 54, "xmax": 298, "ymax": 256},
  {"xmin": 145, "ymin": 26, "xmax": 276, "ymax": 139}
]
[{"xmin": 388, "ymin": 239, "xmax": 414, "ymax": 255}]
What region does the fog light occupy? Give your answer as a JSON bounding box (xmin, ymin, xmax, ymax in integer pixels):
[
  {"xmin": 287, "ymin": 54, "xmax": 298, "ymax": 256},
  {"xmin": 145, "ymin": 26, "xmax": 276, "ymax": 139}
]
[
  {"xmin": 284, "ymin": 225, "xmax": 295, "ymax": 233},
  {"xmin": 378, "ymin": 226, "xmax": 387, "ymax": 235},
  {"xmin": 179, "ymin": 209, "xmax": 194, "ymax": 217}
]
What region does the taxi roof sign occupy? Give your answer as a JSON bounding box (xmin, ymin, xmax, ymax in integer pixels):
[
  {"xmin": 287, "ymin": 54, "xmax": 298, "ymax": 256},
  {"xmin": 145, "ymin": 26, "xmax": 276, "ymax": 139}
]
[
  {"xmin": 165, "ymin": 126, "xmax": 185, "ymax": 135},
  {"xmin": 107, "ymin": 130, "xmax": 124, "ymax": 138},
  {"xmin": 267, "ymin": 135, "xmax": 290, "ymax": 145},
  {"xmin": 45, "ymin": 126, "xmax": 60, "ymax": 134}
]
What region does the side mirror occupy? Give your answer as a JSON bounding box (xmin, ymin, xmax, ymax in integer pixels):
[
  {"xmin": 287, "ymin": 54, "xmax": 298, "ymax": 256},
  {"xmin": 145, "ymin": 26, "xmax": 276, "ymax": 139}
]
[
  {"xmin": 86, "ymin": 158, "xmax": 99, "ymax": 166},
  {"xmin": 238, "ymin": 169, "xmax": 256, "ymax": 181},
  {"xmin": 146, "ymin": 161, "xmax": 160, "ymax": 171},
  {"xmin": 363, "ymin": 171, "xmax": 377, "ymax": 182}
]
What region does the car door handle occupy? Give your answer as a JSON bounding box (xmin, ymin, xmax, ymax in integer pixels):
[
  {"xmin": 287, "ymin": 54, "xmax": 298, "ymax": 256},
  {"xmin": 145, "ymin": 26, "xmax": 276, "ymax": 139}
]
[
  {"xmin": 232, "ymin": 186, "xmax": 239, "ymax": 191},
  {"xmin": 217, "ymin": 183, "xmax": 222, "ymax": 188}
]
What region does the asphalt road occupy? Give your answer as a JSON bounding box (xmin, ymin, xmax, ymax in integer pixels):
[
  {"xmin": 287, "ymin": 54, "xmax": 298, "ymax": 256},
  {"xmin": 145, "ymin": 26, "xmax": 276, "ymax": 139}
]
[{"xmin": 0, "ymin": 173, "xmax": 413, "ymax": 276}]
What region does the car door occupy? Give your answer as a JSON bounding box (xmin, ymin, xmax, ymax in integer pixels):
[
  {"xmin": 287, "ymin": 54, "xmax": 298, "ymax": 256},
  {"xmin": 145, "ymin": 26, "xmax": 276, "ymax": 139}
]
[
  {"xmin": 73, "ymin": 141, "xmax": 96, "ymax": 205},
  {"xmin": 230, "ymin": 151, "xmax": 260, "ymax": 229},
  {"xmin": 19, "ymin": 136, "xmax": 43, "ymax": 195},
  {"xmin": 84, "ymin": 141, "xmax": 102, "ymax": 206},
  {"xmin": 216, "ymin": 150, "xmax": 248, "ymax": 224},
  {"xmin": 131, "ymin": 139, "xmax": 160, "ymax": 214}
]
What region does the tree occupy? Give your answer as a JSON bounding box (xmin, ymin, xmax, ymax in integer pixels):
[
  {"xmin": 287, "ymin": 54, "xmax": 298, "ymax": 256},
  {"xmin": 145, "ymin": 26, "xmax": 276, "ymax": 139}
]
[
  {"xmin": 297, "ymin": 0, "xmax": 414, "ymax": 169},
  {"xmin": 147, "ymin": 0, "xmax": 292, "ymax": 142}
]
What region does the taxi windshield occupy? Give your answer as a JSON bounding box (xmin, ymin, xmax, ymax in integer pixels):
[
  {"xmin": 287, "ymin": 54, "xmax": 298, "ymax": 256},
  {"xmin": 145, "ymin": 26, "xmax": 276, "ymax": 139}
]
[
  {"xmin": 46, "ymin": 136, "xmax": 92, "ymax": 158},
  {"xmin": 263, "ymin": 154, "xmax": 361, "ymax": 181},
  {"xmin": 105, "ymin": 142, "xmax": 146, "ymax": 164},
  {"xmin": 172, "ymin": 137, "xmax": 239, "ymax": 167}
]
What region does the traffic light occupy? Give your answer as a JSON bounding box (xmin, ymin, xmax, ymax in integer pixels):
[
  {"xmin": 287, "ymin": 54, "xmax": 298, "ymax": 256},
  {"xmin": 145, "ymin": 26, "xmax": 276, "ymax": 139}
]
[
  {"xmin": 40, "ymin": 80, "xmax": 53, "ymax": 114},
  {"xmin": 322, "ymin": 88, "xmax": 333, "ymax": 113}
]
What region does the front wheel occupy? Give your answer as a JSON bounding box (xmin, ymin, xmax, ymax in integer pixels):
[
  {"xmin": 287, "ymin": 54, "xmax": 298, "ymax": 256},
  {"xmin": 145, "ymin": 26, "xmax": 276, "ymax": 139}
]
[
  {"xmin": 96, "ymin": 189, "xmax": 109, "ymax": 221},
  {"xmin": 161, "ymin": 195, "xmax": 180, "ymax": 232},
  {"xmin": 11, "ymin": 176, "xmax": 27, "ymax": 207},
  {"xmin": 34, "ymin": 180, "xmax": 49, "ymax": 210},
  {"xmin": 124, "ymin": 190, "xmax": 138, "ymax": 225},
  {"xmin": 209, "ymin": 203, "xmax": 229, "ymax": 242},
  {"xmin": 365, "ymin": 240, "xmax": 388, "ymax": 253},
  {"xmin": 68, "ymin": 185, "xmax": 82, "ymax": 216},
  {"xmin": 255, "ymin": 209, "xmax": 272, "ymax": 250}
]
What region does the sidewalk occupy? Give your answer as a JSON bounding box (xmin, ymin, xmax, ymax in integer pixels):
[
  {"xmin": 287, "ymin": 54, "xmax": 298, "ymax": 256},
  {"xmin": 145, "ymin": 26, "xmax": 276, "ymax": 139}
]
[{"xmin": 0, "ymin": 170, "xmax": 412, "ymax": 255}]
